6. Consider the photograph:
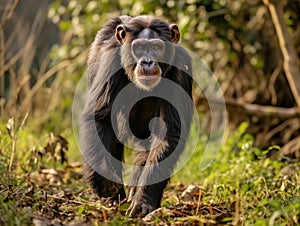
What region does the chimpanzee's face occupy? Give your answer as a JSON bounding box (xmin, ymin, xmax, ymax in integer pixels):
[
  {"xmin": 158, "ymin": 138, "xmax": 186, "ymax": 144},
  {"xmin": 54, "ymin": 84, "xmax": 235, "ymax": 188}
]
[
  {"xmin": 129, "ymin": 29, "xmax": 165, "ymax": 89},
  {"xmin": 115, "ymin": 19, "xmax": 180, "ymax": 91}
]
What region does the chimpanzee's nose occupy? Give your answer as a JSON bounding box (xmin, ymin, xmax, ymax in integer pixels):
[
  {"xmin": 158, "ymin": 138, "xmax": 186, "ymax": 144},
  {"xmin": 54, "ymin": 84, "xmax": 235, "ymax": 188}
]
[{"xmin": 141, "ymin": 60, "xmax": 155, "ymax": 70}]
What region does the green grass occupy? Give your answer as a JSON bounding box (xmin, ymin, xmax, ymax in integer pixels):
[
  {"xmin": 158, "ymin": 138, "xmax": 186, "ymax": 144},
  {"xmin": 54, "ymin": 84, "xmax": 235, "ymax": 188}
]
[{"xmin": 0, "ymin": 119, "xmax": 299, "ymax": 225}]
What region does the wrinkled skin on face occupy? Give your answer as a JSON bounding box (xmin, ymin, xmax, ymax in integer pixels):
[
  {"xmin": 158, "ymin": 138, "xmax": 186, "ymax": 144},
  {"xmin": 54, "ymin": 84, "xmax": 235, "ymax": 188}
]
[{"xmin": 115, "ymin": 17, "xmax": 180, "ymax": 90}]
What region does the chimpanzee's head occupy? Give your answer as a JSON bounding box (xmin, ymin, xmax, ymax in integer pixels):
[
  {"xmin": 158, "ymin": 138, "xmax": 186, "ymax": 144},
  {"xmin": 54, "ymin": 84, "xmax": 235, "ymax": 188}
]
[{"xmin": 115, "ymin": 16, "xmax": 180, "ymax": 91}]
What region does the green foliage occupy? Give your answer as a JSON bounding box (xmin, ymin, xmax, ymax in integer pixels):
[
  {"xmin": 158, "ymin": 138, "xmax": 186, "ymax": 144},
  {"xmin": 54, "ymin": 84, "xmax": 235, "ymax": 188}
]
[
  {"xmin": 0, "ymin": 200, "xmax": 32, "ymax": 226},
  {"xmin": 0, "ymin": 118, "xmax": 84, "ymax": 225},
  {"xmin": 47, "ymin": 0, "xmax": 268, "ymax": 76},
  {"xmin": 173, "ymin": 122, "xmax": 300, "ymax": 224},
  {"xmin": 1, "ymin": 116, "xmax": 300, "ymax": 224}
]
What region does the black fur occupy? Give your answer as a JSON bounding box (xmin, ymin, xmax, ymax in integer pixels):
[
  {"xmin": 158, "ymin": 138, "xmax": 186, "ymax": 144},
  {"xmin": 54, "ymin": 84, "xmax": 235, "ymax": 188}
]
[{"xmin": 80, "ymin": 15, "xmax": 193, "ymax": 217}]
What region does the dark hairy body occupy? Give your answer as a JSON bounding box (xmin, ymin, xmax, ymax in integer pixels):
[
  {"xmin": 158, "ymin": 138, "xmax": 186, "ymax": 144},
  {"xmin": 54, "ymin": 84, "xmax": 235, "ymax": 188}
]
[{"xmin": 80, "ymin": 15, "xmax": 193, "ymax": 217}]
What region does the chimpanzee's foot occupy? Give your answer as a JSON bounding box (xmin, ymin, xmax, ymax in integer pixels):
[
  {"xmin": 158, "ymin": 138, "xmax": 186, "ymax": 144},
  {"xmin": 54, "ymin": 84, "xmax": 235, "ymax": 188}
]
[
  {"xmin": 126, "ymin": 190, "xmax": 159, "ymax": 217},
  {"xmin": 104, "ymin": 187, "xmax": 126, "ymax": 206}
]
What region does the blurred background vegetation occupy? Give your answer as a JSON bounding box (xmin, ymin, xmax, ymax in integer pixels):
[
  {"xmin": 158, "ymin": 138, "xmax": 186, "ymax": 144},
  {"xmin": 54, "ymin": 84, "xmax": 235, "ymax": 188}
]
[
  {"xmin": 1, "ymin": 0, "xmax": 299, "ymax": 159},
  {"xmin": 1, "ymin": 0, "xmax": 300, "ymax": 225}
]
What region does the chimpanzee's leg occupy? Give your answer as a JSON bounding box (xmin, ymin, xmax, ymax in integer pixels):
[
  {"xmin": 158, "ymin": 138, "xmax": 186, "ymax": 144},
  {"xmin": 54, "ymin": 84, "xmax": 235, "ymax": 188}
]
[
  {"xmin": 127, "ymin": 150, "xmax": 149, "ymax": 202},
  {"xmin": 80, "ymin": 113, "xmax": 126, "ymax": 204},
  {"xmin": 127, "ymin": 101, "xmax": 191, "ymax": 217}
]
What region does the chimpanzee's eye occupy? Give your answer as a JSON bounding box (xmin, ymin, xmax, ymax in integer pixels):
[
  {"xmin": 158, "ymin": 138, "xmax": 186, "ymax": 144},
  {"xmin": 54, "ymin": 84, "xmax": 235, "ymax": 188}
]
[{"xmin": 153, "ymin": 45, "xmax": 159, "ymax": 51}]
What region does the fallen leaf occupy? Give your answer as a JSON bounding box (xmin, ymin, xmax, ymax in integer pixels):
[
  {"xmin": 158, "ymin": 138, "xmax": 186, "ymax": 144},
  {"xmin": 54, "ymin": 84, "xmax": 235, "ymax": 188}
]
[{"xmin": 180, "ymin": 185, "xmax": 201, "ymax": 202}]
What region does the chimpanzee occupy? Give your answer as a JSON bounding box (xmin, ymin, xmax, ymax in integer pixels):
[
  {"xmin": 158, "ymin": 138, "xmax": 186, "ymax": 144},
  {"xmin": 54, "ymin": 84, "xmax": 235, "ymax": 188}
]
[{"xmin": 80, "ymin": 15, "xmax": 193, "ymax": 217}]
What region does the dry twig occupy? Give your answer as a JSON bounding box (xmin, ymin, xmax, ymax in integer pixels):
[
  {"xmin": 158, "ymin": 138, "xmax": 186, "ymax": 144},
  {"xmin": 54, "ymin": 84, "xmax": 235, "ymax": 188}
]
[{"xmin": 263, "ymin": 0, "xmax": 300, "ymax": 109}]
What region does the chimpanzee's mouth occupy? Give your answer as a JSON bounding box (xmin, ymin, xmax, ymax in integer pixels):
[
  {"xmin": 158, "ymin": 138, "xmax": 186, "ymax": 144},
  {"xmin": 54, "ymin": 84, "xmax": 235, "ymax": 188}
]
[
  {"xmin": 138, "ymin": 75, "xmax": 159, "ymax": 81},
  {"xmin": 136, "ymin": 75, "xmax": 161, "ymax": 90},
  {"xmin": 134, "ymin": 65, "xmax": 162, "ymax": 90},
  {"xmin": 138, "ymin": 75, "xmax": 160, "ymax": 85}
]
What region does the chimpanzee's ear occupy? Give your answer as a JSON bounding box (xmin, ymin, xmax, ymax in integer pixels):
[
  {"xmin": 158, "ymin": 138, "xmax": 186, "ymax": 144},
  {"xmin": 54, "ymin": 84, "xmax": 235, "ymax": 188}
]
[
  {"xmin": 115, "ymin": 25, "xmax": 127, "ymax": 44},
  {"xmin": 169, "ymin": 24, "xmax": 180, "ymax": 44}
]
